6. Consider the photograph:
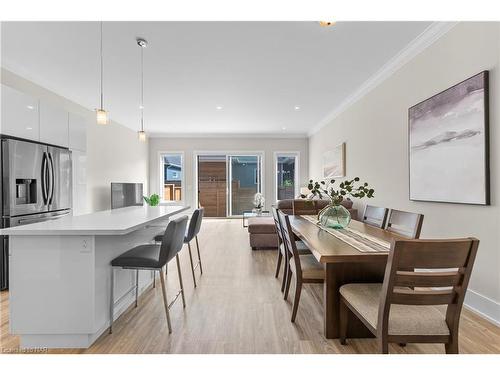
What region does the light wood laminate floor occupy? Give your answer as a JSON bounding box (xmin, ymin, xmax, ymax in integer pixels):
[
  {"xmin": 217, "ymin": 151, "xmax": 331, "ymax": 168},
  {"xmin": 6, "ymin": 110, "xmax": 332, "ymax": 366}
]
[{"xmin": 1, "ymin": 219, "xmax": 500, "ymax": 354}]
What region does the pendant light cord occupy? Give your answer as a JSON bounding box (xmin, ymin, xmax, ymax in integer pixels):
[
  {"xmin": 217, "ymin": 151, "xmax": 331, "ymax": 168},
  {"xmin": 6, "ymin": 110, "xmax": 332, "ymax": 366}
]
[
  {"xmin": 140, "ymin": 42, "xmax": 144, "ymax": 132},
  {"xmin": 100, "ymin": 21, "xmax": 104, "ymax": 109}
]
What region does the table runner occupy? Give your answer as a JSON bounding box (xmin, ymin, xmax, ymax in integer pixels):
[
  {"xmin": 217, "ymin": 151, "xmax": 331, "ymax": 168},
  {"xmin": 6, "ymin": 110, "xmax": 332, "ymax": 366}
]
[{"xmin": 302, "ymin": 215, "xmax": 391, "ymax": 253}]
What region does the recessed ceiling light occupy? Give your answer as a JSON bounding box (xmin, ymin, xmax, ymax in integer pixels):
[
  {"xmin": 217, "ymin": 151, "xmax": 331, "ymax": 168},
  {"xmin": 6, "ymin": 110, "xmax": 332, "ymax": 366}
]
[
  {"xmin": 282, "ymin": 126, "xmax": 287, "ymax": 131},
  {"xmin": 139, "ymin": 105, "xmax": 144, "ymax": 109},
  {"xmin": 216, "ymin": 106, "xmax": 223, "ymax": 110},
  {"xmin": 26, "ymin": 105, "xmax": 34, "ymax": 110},
  {"xmin": 319, "ymin": 21, "xmax": 335, "ymax": 27},
  {"xmin": 294, "ymin": 106, "xmax": 301, "ymax": 111},
  {"xmin": 26, "ymin": 127, "xmax": 33, "ymax": 130}
]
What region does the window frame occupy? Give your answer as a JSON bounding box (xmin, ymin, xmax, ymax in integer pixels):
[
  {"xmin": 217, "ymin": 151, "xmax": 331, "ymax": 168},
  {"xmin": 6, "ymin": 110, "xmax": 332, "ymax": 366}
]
[{"xmin": 158, "ymin": 151, "xmax": 185, "ymax": 204}]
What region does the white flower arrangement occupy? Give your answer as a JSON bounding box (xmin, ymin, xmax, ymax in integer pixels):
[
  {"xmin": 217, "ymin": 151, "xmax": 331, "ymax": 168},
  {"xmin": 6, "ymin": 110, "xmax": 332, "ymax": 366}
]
[{"xmin": 253, "ymin": 193, "xmax": 265, "ymax": 209}]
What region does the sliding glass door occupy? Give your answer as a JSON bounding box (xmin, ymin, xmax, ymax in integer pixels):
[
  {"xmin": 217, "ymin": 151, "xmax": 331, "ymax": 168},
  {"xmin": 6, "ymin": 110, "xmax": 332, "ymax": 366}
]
[
  {"xmin": 229, "ymin": 155, "xmax": 262, "ymax": 216},
  {"xmin": 195, "ymin": 153, "xmax": 263, "ymax": 217}
]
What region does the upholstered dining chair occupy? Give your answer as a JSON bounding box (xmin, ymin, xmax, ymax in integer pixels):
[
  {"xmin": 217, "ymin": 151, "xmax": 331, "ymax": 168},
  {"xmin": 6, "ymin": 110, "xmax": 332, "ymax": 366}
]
[
  {"xmin": 110, "ymin": 216, "xmax": 188, "ymax": 334},
  {"xmin": 271, "ymin": 206, "xmax": 311, "ymax": 293},
  {"xmin": 362, "ymin": 205, "xmax": 389, "ymax": 229},
  {"xmin": 385, "ymin": 209, "xmax": 424, "ymax": 239},
  {"xmin": 278, "ymin": 210, "xmax": 325, "ymax": 322},
  {"xmin": 339, "ymin": 237, "xmax": 479, "ymax": 354}
]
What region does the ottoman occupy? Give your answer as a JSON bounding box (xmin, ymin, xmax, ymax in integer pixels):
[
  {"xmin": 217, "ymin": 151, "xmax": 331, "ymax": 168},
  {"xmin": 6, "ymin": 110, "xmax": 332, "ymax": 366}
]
[{"xmin": 248, "ymin": 216, "xmax": 278, "ymax": 250}]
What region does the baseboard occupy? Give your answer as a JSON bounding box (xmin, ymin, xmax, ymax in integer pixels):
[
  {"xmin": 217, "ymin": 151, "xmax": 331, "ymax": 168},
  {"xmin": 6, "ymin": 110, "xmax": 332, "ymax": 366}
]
[{"xmin": 464, "ymin": 289, "xmax": 500, "ymax": 327}]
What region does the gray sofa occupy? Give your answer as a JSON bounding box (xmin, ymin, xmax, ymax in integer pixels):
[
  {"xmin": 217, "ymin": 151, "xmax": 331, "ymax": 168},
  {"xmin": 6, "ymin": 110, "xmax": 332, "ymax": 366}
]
[{"xmin": 248, "ymin": 198, "xmax": 358, "ymax": 250}]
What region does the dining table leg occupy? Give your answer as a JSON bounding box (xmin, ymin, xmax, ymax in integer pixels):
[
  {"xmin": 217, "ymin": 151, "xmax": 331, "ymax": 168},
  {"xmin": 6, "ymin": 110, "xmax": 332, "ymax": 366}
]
[{"xmin": 324, "ymin": 263, "xmax": 338, "ymax": 338}]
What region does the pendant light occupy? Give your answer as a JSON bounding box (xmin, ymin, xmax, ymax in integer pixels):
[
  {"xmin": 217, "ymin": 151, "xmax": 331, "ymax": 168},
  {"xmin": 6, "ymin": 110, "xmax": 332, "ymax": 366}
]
[
  {"xmin": 137, "ymin": 38, "xmax": 148, "ymax": 141},
  {"xmin": 96, "ymin": 21, "xmax": 109, "ymax": 125}
]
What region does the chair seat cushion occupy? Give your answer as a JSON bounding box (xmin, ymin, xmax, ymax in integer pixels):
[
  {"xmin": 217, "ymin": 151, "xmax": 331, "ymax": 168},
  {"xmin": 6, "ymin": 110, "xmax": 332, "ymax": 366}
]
[
  {"xmin": 111, "ymin": 244, "xmax": 163, "ymax": 269},
  {"xmin": 248, "ymin": 216, "xmax": 276, "ymax": 234},
  {"xmin": 297, "ymin": 254, "xmax": 324, "ymax": 280},
  {"xmin": 340, "ymin": 283, "xmax": 450, "ymax": 336}
]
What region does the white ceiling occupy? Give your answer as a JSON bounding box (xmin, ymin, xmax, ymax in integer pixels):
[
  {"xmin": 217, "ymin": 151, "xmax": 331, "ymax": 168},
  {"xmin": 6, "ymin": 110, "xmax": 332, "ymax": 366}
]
[{"xmin": 1, "ymin": 21, "xmax": 432, "ymax": 136}]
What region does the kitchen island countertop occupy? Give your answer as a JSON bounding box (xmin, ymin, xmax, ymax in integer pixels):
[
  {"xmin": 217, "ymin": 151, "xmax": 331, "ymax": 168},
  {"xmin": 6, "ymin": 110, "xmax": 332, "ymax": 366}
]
[{"xmin": 0, "ymin": 205, "xmax": 190, "ymax": 236}]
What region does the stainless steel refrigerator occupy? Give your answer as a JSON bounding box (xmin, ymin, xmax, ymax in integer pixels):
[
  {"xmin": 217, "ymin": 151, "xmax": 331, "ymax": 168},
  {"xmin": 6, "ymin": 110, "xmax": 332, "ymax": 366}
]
[{"xmin": 1, "ymin": 137, "xmax": 72, "ymax": 290}]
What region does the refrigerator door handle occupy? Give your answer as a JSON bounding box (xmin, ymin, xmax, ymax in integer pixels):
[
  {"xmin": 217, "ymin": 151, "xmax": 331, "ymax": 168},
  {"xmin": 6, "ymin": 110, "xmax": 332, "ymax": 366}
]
[
  {"xmin": 41, "ymin": 152, "xmax": 48, "ymax": 205},
  {"xmin": 48, "ymin": 152, "xmax": 55, "ymax": 205}
]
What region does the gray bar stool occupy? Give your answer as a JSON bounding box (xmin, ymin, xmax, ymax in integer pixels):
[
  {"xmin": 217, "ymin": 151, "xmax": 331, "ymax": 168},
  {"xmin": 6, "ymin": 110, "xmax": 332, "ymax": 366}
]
[
  {"xmin": 155, "ymin": 208, "xmax": 204, "ymax": 288},
  {"xmin": 110, "ymin": 215, "xmax": 188, "ymax": 334}
]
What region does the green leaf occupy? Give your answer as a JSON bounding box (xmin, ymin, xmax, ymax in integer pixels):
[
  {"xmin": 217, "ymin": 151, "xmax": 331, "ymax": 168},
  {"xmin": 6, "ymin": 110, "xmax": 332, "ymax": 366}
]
[{"xmin": 143, "ymin": 194, "xmax": 160, "ymax": 207}]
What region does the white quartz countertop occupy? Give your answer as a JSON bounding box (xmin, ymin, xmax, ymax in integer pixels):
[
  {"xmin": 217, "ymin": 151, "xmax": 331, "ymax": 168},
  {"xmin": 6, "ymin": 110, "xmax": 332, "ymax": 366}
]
[{"xmin": 0, "ymin": 205, "xmax": 190, "ymax": 236}]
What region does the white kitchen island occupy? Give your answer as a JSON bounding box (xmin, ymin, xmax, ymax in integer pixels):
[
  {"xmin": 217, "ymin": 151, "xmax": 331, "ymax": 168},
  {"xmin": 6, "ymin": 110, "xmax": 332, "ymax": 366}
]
[{"xmin": 0, "ymin": 205, "xmax": 190, "ymax": 349}]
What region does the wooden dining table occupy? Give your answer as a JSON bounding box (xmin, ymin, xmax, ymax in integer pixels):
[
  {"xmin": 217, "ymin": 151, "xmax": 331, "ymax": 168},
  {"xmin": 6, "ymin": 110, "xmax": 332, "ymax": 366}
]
[{"xmin": 289, "ymin": 215, "xmax": 405, "ymax": 339}]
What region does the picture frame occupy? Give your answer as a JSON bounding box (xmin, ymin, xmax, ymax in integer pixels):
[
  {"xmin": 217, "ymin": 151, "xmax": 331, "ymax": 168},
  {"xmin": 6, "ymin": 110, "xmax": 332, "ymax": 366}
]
[
  {"xmin": 323, "ymin": 143, "xmax": 346, "ymax": 179},
  {"xmin": 408, "ymin": 71, "xmax": 490, "ymax": 205}
]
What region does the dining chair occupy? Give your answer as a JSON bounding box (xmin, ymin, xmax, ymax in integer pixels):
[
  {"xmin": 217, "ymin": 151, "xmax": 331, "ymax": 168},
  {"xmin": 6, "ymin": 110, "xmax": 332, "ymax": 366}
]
[
  {"xmin": 339, "ymin": 237, "xmax": 479, "ymax": 354},
  {"xmin": 385, "ymin": 209, "xmax": 424, "ymax": 239},
  {"xmin": 110, "ymin": 216, "xmax": 188, "ymax": 334},
  {"xmin": 271, "ymin": 206, "xmax": 311, "ymax": 293},
  {"xmin": 362, "ymin": 205, "xmax": 389, "ymax": 229},
  {"xmin": 155, "ymin": 208, "xmax": 204, "ymax": 287},
  {"xmin": 278, "ymin": 210, "xmax": 325, "ymax": 322}
]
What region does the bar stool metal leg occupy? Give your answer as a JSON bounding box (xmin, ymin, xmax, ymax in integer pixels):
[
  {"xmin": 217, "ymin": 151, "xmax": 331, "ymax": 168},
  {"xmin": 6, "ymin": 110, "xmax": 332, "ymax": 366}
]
[
  {"xmin": 109, "ymin": 267, "xmax": 114, "ymax": 334},
  {"xmin": 135, "ymin": 269, "xmax": 139, "ymax": 307},
  {"xmin": 187, "ymin": 242, "xmax": 197, "ymax": 288},
  {"xmin": 195, "ymin": 235, "xmax": 203, "ymax": 274},
  {"xmin": 175, "ymin": 254, "xmax": 186, "ymax": 307},
  {"xmin": 159, "ymin": 268, "xmax": 173, "ymax": 334},
  {"xmin": 153, "ymin": 270, "xmax": 156, "ymax": 288}
]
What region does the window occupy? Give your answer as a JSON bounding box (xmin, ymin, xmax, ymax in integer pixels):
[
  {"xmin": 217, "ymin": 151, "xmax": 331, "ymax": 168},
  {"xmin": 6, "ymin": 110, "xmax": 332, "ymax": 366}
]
[
  {"xmin": 160, "ymin": 153, "xmax": 184, "ymax": 202},
  {"xmin": 275, "ymin": 153, "xmax": 299, "ymax": 201}
]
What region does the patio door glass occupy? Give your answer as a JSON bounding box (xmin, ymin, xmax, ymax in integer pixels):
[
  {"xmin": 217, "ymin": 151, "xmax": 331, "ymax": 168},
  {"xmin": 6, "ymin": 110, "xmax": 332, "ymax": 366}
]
[{"xmin": 228, "ymin": 155, "xmax": 262, "ymax": 216}]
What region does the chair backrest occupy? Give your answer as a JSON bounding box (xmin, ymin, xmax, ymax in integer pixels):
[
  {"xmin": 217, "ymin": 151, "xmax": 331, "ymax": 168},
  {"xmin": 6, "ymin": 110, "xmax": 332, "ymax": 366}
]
[
  {"xmin": 362, "ymin": 205, "xmax": 389, "ymax": 229},
  {"xmin": 277, "ymin": 210, "xmax": 302, "ymax": 277},
  {"xmin": 386, "ymin": 209, "xmax": 424, "ymax": 239},
  {"xmin": 276, "ymin": 199, "xmax": 294, "ymax": 214},
  {"xmin": 159, "ymin": 216, "xmax": 189, "ymax": 265},
  {"xmin": 378, "ymin": 238, "xmax": 479, "ymax": 337},
  {"xmin": 185, "ymin": 208, "xmax": 204, "ymax": 242},
  {"xmin": 271, "ymin": 206, "xmax": 284, "ymax": 247}
]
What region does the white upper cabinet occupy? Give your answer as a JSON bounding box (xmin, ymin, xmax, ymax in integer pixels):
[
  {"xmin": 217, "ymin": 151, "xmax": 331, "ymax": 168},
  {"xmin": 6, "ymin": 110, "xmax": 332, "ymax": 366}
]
[
  {"xmin": 68, "ymin": 113, "xmax": 87, "ymax": 151},
  {"xmin": 39, "ymin": 101, "xmax": 69, "ymax": 147},
  {"xmin": 1, "ymin": 84, "xmax": 40, "ymax": 141}
]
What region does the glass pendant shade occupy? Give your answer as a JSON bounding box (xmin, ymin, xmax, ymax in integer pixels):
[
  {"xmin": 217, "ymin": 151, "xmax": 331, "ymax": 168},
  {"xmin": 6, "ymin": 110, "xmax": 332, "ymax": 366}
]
[
  {"xmin": 138, "ymin": 130, "xmax": 146, "ymax": 142},
  {"xmin": 96, "ymin": 109, "xmax": 109, "ymax": 125}
]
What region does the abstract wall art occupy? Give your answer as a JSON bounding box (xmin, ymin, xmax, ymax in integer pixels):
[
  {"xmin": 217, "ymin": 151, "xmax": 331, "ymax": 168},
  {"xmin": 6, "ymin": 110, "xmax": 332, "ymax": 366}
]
[
  {"xmin": 409, "ymin": 71, "xmax": 489, "ymax": 205},
  {"xmin": 323, "ymin": 143, "xmax": 346, "ymax": 179}
]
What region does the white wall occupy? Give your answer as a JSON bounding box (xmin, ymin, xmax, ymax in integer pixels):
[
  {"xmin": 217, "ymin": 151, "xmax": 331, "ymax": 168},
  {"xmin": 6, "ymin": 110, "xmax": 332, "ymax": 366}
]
[
  {"xmin": 309, "ymin": 22, "xmax": 500, "ymax": 324},
  {"xmin": 86, "ymin": 121, "xmax": 148, "ymax": 212},
  {"xmin": 149, "ymin": 136, "xmax": 308, "ymax": 211},
  {"xmin": 1, "ymin": 68, "xmax": 149, "ymax": 213}
]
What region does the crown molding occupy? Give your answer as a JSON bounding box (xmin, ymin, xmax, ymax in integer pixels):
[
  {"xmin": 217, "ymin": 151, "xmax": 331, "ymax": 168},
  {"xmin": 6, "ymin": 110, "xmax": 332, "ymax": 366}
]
[
  {"xmin": 148, "ymin": 132, "xmax": 308, "ymax": 139},
  {"xmin": 308, "ymin": 21, "xmax": 459, "ymax": 137}
]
